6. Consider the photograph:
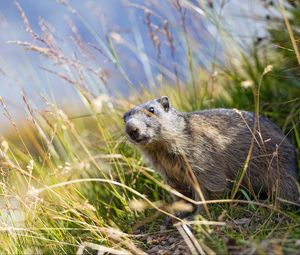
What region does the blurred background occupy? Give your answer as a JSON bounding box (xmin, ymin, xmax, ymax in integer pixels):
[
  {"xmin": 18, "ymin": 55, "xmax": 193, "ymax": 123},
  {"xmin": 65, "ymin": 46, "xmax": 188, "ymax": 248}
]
[{"xmin": 0, "ymin": 0, "xmax": 273, "ymax": 131}]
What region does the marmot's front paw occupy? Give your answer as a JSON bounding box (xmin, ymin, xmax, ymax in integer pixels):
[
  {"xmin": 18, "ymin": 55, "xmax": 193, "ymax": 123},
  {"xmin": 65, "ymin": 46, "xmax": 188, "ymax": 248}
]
[{"xmin": 163, "ymin": 211, "xmax": 195, "ymax": 227}]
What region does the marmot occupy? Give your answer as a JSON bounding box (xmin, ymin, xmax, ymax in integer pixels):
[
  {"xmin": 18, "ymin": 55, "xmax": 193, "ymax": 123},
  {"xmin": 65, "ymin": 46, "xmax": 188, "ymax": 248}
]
[{"xmin": 123, "ymin": 96, "xmax": 299, "ymax": 208}]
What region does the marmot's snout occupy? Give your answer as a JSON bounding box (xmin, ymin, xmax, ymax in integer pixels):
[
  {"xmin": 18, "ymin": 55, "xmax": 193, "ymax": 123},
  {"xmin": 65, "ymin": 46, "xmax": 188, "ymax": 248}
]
[
  {"xmin": 126, "ymin": 121, "xmax": 140, "ymax": 141},
  {"xmin": 125, "ymin": 117, "xmax": 151, "ymax": 144}
]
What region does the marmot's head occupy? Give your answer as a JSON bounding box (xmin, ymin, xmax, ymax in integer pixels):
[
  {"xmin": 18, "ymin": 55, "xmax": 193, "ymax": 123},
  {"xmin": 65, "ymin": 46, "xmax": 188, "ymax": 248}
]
[{"xmin": 123, "ymin": 96, "xmax": 178, "ymax": 146}]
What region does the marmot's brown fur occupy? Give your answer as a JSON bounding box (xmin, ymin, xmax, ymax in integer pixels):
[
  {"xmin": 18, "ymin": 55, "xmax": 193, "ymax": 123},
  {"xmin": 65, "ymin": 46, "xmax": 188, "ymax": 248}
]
[{"xmin": 123, "ymin": 96, "xmax": 299, "ymax": 207}]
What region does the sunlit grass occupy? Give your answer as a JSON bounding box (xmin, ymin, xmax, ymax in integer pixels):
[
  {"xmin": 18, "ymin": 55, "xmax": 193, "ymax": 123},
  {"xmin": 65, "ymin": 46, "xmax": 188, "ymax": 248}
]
[{"xmin": 0, "ymin": 1, "xmax": 300, "ymax": 254}]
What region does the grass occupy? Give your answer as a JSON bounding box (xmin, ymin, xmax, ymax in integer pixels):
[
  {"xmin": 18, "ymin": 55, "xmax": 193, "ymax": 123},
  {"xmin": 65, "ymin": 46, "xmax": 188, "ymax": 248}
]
[{"xmin": 0, "ymin": 1, "xmax": 300, "ymax": 254}]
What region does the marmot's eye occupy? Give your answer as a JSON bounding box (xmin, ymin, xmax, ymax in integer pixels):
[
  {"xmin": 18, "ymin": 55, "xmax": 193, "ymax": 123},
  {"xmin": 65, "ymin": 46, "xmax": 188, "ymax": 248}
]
[{"xmin": 148, "ymin": 107, "xmax": 155, "ymax": 114}]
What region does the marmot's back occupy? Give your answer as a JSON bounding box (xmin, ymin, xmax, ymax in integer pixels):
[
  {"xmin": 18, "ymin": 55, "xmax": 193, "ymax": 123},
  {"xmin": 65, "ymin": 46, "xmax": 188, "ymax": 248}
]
[
  {"xmin": 185, "ymin": 108, "xmax": 297, "ymax": 200},
  {"xmin": 124, "ymin": 97, "xmax": 299, "ymax": 204},
  {"xmin": 186, "ymin": 108, "xmax": 293, "ymax": 156}
]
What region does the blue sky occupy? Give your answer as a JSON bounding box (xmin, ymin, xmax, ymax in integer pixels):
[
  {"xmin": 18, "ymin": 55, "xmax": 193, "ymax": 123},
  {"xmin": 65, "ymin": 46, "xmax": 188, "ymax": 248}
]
[{"xmin": 0, "ymin": 0, "xmax": 271, "ymax": 131}]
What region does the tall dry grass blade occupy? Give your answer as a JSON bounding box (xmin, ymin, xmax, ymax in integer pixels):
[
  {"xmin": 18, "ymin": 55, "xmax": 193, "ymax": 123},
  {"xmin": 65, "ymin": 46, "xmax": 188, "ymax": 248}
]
[
  {"xmin": 175, "ymin": 224, "xmax": 204, "ymax": 255},
  {"xmin": 231, "ymin": 66, "xmax": 273, "ymax": 199},
  {"xmin": 279, "ymin": 0, "xmax": 300, "ymax": 65},
  {"xmin": 35, "ymin": 178, "xmax": 184, "ymax": 222}
]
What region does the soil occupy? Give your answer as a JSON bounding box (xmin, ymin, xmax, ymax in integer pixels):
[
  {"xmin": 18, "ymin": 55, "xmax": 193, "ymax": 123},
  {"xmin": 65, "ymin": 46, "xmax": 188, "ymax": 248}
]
[{"xmin": 134, "ymin": 227, "xmax": 191, "ymax": 255}]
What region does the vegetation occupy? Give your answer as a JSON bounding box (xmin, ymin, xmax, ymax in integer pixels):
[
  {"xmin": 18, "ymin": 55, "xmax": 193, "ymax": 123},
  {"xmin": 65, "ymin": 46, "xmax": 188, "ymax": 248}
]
[{"xmin": 0, "ymin": 1, "xmax": 299, "ymax": 254}]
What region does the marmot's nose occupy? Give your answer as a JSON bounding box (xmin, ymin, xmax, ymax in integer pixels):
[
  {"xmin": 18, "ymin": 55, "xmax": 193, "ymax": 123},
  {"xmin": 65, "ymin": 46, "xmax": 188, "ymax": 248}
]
[{"xmin": 126, "ymin": 123, "xmax": 140, "ymax": 140}]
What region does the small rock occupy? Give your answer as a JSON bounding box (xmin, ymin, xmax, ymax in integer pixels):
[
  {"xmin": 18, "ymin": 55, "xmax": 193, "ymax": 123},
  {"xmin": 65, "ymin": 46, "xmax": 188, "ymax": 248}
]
[
  {"xmin": 146, "ymin": 236, "xmax": 153, "ymax": 244},
  {"xmin": 148, "ymin": 245, "xmax": 159, "ymax": 253},
  {"xmin": 168, "ymin": 237, "xmax": 175, "ymax": 243},
  {"xmin": 173, "ymin": 250, "xmax": 181, "ymax": 255},
  {"xmin": 160, "ymin": 250, "xmax": 172, "ymax": 255},
  {"xmin": 234, "ymin": 218, "xmax": 251, "ymax": 226},
  {"xmin": 177, "ymin": 244, "xmax": 185, "ymax": 250}
]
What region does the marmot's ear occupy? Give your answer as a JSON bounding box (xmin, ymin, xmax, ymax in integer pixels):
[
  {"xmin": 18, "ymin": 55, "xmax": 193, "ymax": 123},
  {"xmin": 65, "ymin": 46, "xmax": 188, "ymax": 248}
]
[{"xmin": 158, "ymin": 96, "xmax": 169, "ymax": 112}]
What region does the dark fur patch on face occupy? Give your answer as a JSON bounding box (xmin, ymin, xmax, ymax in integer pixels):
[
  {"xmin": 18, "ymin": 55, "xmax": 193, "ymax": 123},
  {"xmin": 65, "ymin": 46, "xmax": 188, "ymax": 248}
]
[{"xmin": 123, "ymin": 109, "xmax": 139, "ymax": 121}]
